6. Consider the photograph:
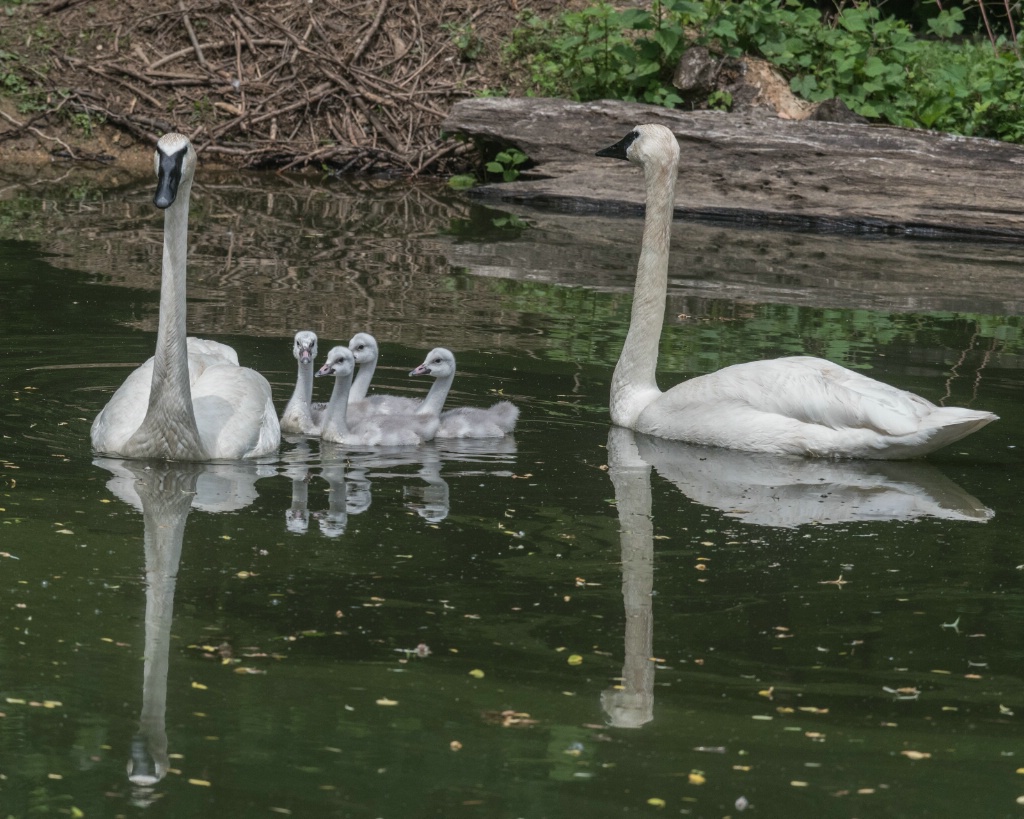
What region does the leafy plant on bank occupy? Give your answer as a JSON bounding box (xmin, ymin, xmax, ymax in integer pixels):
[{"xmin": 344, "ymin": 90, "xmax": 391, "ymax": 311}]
[
  {"xmin": 448, "ymin": 146, "xmax": 529, "ymax": 189},
  {"xmin": 505, "ymin": 0, "xmax": 1024, "ymax": 144}
]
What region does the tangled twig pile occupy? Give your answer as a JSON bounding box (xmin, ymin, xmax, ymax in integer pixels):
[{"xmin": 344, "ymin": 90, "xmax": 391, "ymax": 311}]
[{"xmin": 5, "ymin": 0, "xmax": 519, "ymax": 172}]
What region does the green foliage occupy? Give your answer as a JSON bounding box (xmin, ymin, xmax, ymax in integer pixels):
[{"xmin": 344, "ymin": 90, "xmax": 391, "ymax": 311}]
[
  {"xmin": 0, "ymin": 48, "xmax": 27, "ymax": 95},
  {"xmin": 707, "ymin": 89, "xmax": 732, "ymax": 111},
  {"xmin": 443, "ymin": 21, "xmax": 483, "ymax": 61},
  {"xmin": 448, "ymin": 173, "xmax": 477, "ymax": 190},
  {"xmin": 449, "ymin": 146, "xmax": 530, "ymax": 190},
  {"xmin": 507, "ymin": 2, "xmax": 684, "ymax": 106},
  {"xmin": 68, "ymin": 111, "xmax": 101, "ymax": 137},
  {"xmin": 504, "ymin": 0, "xmax": 1024, "ymax": 144},
  {"xmin": 485, "ymin": 148, "xmax": 528, "ymax": 182}
]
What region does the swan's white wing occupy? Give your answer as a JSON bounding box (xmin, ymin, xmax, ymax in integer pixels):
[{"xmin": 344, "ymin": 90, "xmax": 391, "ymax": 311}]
[
  {"xmin": 191, "ymin": 365, "xmax": 281, "ymax": 459},
  {"xmin": 91, "ymin": 338, "xmax": 243, "ymax": 455},
  {"xmin": 91, "ymin": 361, "xmax": 156, "ymax": 454},
  {"xmin": 640, "ymin": 356, "xmax": 996, "ymax": 458},
  {"xmin": 185, "ymin": 337, "xmax": 239, "ymax": 367}
]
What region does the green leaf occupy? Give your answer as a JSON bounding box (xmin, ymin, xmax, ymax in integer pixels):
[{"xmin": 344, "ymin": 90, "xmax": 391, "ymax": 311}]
[
  {"xmin": 862, "ymin": 56, "xmax": 887, "ymax": 78},
  {"xmin": 838, "ymin": 8, "xmax": 868, "ymax": 33},
  {"xmin": 447, "ymin": 175, "xmax": 476, "ymax": 190},
  {"xmin": 653, "ymin": 28, "xmax": 680, "ymax": 55}
]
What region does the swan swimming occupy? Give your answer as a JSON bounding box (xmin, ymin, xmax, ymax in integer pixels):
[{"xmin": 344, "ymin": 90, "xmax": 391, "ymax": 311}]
[
  {"xmin": 346, "ymin": 332, "xmax": 421, "ymax": 423},
  {"xmin": 91, "ymin": 133, "xmax": 280, "ymax": 461},
  {"xmin": 280, "ymin": 330, "xmax": 326, "ymax": 435},
  {"xmin": 408, "ymin": 348, "xmax": 519, "ymax": 438},
  {"xmin": 596, "ymin": 124, "xmax": 997, "ymax": 459},
  {"xmin": 316, "ymin": 346, "xmax": 441, "ymax": 446}
]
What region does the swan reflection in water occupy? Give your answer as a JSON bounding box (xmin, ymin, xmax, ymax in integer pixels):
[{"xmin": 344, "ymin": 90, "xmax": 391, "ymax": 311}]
[
  {"xmin": 278, "ymin": 435, "xmax": 519, "ymax": 532},
  {"xmin": 93, "ymin": 457, "xmax": 274, "ymax": 804},
  {"xmin": 631, "ymin": 431, "xmax": 992, "ymax": 528},
  {"xmin": 600, "ymin": 428, "xmax": 992, "ymax": 729}
]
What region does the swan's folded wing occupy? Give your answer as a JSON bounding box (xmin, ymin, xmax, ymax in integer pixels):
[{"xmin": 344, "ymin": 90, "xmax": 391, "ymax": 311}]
[
  {"xmin": 664, "ymin": 357, "xmax": 937, "ymax": 435},
  {"xmin": 642, "ymin": 357, "xmax": 995, "ymax": 458},
  {"xmin": 90, "ymin": 362, "xmax": 156, "ymax": 454},
  {"xmin": 191, "ymin": 365, "xmax": 280, "ymax": 459},
  {"xmin": 186, "ymin": 337, "xmax": 240, "ymax": 368}
]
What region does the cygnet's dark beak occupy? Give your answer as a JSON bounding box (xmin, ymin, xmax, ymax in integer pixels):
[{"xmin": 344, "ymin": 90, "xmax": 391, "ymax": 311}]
[
  {"xmin": 315, "ymin": 363, "xmax": 333, "ymax": 377},
  {"xmin": 409, "ymin": 363, "xmax": 431, "ymax": 377}
]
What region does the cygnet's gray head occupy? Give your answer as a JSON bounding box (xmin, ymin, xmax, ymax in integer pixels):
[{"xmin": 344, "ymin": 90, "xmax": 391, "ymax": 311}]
[
  {"xmin": 409, "ymin": 347, "xmax": 456, "ymax": 379},
  {"xmin": 293, "ymin": 330, "xmax": 318, "ymax": 366},
  {"xmin": 316, "ymin": 346, "xmax": 355, "ymax": 378},
  {"xmin": 348, "ymin": 332, "xmax": 380, "ymax": 366}
]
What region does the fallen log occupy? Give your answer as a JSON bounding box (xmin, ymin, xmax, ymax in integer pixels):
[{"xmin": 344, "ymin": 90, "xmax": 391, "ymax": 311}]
[{"xmin": 442, "ymin": 97, "xmax": 1024, "ymax": 241}]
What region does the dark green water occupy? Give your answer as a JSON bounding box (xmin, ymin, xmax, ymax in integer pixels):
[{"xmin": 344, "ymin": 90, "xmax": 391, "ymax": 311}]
[{"xmin": 1, "ymin": 169, "xmax": 1023, "ymax": 818}]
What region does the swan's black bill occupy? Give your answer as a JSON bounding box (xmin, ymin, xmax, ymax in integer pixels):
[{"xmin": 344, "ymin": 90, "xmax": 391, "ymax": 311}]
[
  {"xmin": 153, "ymin": 145, "xmax": 188, "ymax": 209},
  {"xmin": 596, "ymin": 130, "xmax": 639, "ymax": 160}
]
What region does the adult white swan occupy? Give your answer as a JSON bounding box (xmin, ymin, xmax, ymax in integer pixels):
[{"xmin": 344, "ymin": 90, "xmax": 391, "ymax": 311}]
[
  {"xmin": 596, "ymin": 124, "xmax": 997, "ymax": 459},
  {"xmin": 91, "ymin": 133, "xmax": 281, "ymax": 461}
]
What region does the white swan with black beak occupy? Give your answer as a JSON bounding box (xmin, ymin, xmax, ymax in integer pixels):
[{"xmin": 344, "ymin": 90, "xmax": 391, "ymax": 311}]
[
  {"xmin": 91, "ymin": 133, "xmax": 280, "ymax": 461},
  {"xmin": 596, "ymin": 124, "xmax": 996, "ymax": 459}
]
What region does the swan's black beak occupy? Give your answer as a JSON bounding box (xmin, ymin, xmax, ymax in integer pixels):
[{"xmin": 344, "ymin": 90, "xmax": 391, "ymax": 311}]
[
  {"xmin": 154, "ymin": 145, "xmax": 188, "ymax": 209},
  {"xmin": 596, "ymin": 130, "xmax": 639, "ymax": 160},
  {"xmin": 409, "ymin": 363, "xmax": 430, "ymax": 377}
]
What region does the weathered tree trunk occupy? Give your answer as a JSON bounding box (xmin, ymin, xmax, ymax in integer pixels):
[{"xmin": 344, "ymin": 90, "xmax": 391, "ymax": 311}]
[{"xmin": 442, "ymin": 97, "xmax": 1024, "ymax": 241}]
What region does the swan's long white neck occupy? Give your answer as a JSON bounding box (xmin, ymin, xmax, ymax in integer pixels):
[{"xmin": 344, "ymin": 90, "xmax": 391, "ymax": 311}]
[
  {"xmin": 350, "ymin": 357, "xmax": 376, "ymax": 404},
  {"xmin": 321, "ymin": 369, "xmax": 353, "ymax": 439},
  {"xmin": 418, "ymin": 371, "xmax": 453, "ymax": 418},
  {"xmin": 610, "ymin": 147, "xmax": 678, "ymax": 428},
  {"xmin": 128, "ymin": 176, "xmax": 206, "ymax": 459},
  {"xmin": 290, "ymin": 357, "xmax": 314, "ymax": 407}
]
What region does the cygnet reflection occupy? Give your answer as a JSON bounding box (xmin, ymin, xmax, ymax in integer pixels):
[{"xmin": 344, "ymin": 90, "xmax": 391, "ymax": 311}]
[
  {"xmin": 340, "ymin": 444, "xmax": 451, "ymax": 523},
  {"xmin": 316, "ymin": 462, "xmax": 353, "ymax": 537},
  {"xmin": 281, "ymin": 436, "xmax": 315, "ymax": 533},
  {"xmin": 277, "ymin": 433, "xmax": 520, "ymax": 535},
  {"xmin": 402, "ymin": 445, "xmax": 449, "ymax": 523}
]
